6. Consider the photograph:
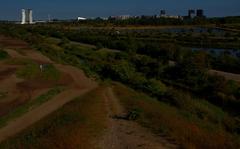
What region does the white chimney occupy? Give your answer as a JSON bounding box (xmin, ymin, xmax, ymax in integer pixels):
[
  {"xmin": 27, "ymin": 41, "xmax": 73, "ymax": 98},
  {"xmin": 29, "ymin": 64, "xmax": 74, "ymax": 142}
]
[{"xmin": 21, "ymin": 9, "xmax": 26, "ymax": 24}]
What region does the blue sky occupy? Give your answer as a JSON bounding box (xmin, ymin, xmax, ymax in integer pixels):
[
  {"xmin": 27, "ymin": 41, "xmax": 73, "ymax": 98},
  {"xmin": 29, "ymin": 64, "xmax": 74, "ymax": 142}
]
[{"xmin": 0, "ymin": 0, "xmax": 239, "ymax": 20}]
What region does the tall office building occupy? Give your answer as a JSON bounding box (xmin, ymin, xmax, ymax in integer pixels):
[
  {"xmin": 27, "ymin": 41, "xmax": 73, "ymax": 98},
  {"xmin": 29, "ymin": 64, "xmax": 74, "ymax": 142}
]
[
  {"xmin": 188, "ymin": 9, "xmax": 195, "ymax": 18},
  {"xmin": 160, "ymin": 10, "xmax": 166, "ymax": 17},
  {"xmin": 196, "ymin": 9, "xmax": 204, "ymax": 17},
  {"xmin": 21, "ymin": 9, "xmax": 33, "ymax": 24}
]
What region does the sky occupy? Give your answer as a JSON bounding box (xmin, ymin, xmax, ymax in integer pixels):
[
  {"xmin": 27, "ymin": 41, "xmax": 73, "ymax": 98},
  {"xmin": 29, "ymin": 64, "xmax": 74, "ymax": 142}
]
[{"xmin": 0, "ymin": 0, "xmax": 239, "ymax": 21}]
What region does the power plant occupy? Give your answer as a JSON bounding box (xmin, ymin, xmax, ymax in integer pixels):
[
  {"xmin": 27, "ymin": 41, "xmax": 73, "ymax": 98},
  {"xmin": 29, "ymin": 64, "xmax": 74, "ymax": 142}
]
[{"xmin": 21, "ymin": 9, "xmax": 33, "ymax": 24}]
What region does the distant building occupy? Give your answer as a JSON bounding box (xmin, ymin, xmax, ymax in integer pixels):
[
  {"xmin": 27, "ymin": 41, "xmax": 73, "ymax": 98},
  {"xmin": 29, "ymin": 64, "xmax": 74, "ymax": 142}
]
[
  {"xmin": 109, "ymin": 15, "xmax": 131, "ymax": 20},
  {"xmin": 21, "ymin": 9, "xmax": 33, "ymax": 24},
  {"xmin": 160, "ymin": 10, "xmax": 166, "ymax": 17},
  {"xmin": 196, "ymin": 9, "xmax": 204, "ymax": 17},
  {"xmin": 188, "ymin": 9, "xmax": 195, "ymax": 18},
  {"xmin": 77, "ymin": 17, "xmax": 87, "ymax": 21}
]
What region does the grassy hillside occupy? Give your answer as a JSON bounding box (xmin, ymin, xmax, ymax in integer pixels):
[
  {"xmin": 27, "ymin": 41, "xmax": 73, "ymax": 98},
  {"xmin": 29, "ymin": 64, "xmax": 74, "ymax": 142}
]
[
  {"xmin": 0, "ymin": 87, "xmax": 107, "ymax": 149},
  {"xmin": 112, "ymin": 83, "xmax": 240, "ymax": 149},
  {"xmin": 0, "ymin": 25, "xmax": 239, "ymax": 149}
]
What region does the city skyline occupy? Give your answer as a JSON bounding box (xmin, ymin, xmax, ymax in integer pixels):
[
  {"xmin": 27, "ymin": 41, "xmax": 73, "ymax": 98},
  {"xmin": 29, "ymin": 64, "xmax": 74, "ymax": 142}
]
[{"xmin": 0, "ymin": 0, "xmax": 239, "ymax": 21}]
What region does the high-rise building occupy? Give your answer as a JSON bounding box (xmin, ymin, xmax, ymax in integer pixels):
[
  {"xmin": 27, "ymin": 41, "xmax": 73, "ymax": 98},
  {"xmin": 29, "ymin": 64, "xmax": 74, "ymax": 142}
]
[
  {"xmin": 21, "ymin": 9, "xmax": 33, "ymax": 24},
  {"xmin": 160, "ymin": 10, "xmax": 166, "ymax": 17},
  {"xmin": 196, "ymin": 9, "xmax": 204, "ymax": 17},
  {"xmin": 188, "ymin": 9, "xmax": 195, "ymax": 18}
]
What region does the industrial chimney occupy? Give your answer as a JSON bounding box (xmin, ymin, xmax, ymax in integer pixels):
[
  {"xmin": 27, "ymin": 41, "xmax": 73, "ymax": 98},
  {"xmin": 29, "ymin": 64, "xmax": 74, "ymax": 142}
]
[{"xmin": 21, "ymin": 9, "xmax": 33, "ymax": 24}]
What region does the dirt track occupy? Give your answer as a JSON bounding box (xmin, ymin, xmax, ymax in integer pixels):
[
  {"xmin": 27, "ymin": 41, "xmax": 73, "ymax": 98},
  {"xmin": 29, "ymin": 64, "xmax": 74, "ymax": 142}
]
[
  {"xmin": 99, "ymin": 87, "xmax": 177, "ymax": 149},
  {"xmin": 209, "ymin": 69, "xmax": 240, "ymax": 83},
  {"xmin": 0, "ymin": 48, "xmax": 97, "ymax": 142}
]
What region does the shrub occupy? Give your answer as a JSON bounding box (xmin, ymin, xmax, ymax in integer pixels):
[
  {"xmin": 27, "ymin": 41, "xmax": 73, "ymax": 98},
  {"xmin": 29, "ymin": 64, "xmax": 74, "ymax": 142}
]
[
  {"xmin": 0, "ymin": 49, "xmax": 9, "ymax": 60},
  {"xmin": 146, "ymin": 79, "xmax": 167, "ymax": 97}
]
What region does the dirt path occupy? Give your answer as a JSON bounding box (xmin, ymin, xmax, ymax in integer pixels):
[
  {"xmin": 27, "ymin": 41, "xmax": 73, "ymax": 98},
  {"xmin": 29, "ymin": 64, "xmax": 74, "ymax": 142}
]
[
  {"xmin": 0, "ymin": 48, "xmax": 97, "ymax": 142},
  {"xmin": 0, "ymin": 88, "xmax": 92, "ymax": 142},
  {"xmin": 209, "ymin": 69, "xmax": 240, "ymax": 83},
  {"xmin": 99, "ymin": 87, "xmax": 177, "ymax": 149}
]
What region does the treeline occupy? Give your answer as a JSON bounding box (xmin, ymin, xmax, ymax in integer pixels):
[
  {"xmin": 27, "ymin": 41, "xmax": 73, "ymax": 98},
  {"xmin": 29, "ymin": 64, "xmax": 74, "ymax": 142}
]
[
  {"xmin": 22, "ymin": 25, "xmax": 240, "ymax": 74},
  {"xmin": 44, "ymin": 16, "xmax": 240, "ymax": 26},
  {"xmin": 1, "ymin": 24, "xmax": 240, "ymax": 74}
]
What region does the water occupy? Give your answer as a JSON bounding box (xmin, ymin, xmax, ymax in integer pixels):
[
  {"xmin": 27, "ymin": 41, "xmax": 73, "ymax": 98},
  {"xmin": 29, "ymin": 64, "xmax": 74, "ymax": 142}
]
[
  {"xmin": 160, "ymin": 27, "xmax": 226, "ymax": 35},
  {"xmin": 192, "ymin": 48, "xmax": 240, "ymax": 58},
  {"xmin": 125, "ymin": 27, "xmax": 227, "ymax": 36}
]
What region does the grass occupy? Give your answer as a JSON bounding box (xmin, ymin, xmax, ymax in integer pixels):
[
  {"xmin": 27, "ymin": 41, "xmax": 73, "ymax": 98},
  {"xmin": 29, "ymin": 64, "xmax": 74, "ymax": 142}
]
[
  {"xmin": 0, "ymin": 86, "xmax": 107, "ymax": 149},
  {"xmin": 16, "ymin": 62, "xmax": 60, "ymax": 81},
  {"xmin": 112, "ymin": 83, "xmax": 240, "ymax": 149},
  {"xmin": 0, "ymin": 86, "xmax": 64, "ymax": 128}
]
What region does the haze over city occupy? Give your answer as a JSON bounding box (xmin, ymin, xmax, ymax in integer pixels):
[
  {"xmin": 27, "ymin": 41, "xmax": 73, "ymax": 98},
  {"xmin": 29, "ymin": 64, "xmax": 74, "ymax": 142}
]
[{"xmin": 0, "ymin": 0, "xmax": 240, "ymax": 20}]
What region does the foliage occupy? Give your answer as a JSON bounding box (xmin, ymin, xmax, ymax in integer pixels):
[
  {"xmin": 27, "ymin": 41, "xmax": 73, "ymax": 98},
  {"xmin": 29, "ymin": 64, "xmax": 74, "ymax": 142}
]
[
  {"xmin": 113, "ymin": 83, "xmax": 240, "ymax": 149},
  {"xmin": 0, "ymin": 49, "xmax": 9, "ymax": 60},
  {"xmin": 16, "ymin": 62, "xmax": 60, "ymax": 81},
  {"xmin": 0, "ymin": 24, "xmax": 240, "ymax": 148}
]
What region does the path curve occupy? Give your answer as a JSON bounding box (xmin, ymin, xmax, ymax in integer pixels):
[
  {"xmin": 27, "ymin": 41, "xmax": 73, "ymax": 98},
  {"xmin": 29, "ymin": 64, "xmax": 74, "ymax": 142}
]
[{"xmin": 0, "ymin": 48, "xmax": 97, "ymax": 142}]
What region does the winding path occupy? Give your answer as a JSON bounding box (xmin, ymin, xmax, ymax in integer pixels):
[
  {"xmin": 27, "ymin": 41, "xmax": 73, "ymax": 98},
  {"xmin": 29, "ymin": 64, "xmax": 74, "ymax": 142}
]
[{"xmin": 0, "ymin": 48, "xmax": 97, "ymax": 142}]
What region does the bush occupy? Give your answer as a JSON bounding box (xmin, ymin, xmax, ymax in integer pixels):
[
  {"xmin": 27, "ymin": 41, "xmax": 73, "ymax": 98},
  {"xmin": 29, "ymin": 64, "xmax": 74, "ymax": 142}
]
[
  {"xmin": 146, "ymin": 79, "xmax": 167, "ymax": 97},
  {"xmin": 0, "ymin": 49, "xmax": 9, "ymax": 60}
]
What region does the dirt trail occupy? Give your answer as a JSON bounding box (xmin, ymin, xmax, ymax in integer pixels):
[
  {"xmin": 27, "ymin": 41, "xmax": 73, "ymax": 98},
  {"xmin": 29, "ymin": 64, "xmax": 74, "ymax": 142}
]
[
  {"xmin": 0, "ymin": 88, "xmax": 93, "ymax": 142},
  {"xmin": 0, "ymin": 48, "xmax": 97, "ymax": 142},
  {"xmin": 209, "ymin": 69, "xmax": 240, "ymax": 83},
  {"xmin": 99, "ymin": 87, "xmax": 177, "ymax": 149}
]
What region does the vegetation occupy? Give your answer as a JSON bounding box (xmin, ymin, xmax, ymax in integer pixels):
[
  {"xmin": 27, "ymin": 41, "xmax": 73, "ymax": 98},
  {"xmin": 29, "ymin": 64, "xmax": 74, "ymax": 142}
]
[
  {"xmin": 0, "ymin": 49, "xmax": 9, "ymax": 60},
  {"xmin": 16, "ymin": 62, "xmax": 60, "ymax": 81},
  {"xmin": 113, "ymin": 83, "xmax": 240, "ymax": 149},
  {"xmin": 0, "ymin": 86, "xmax": 64, "ymax": 128},
  {"xmin": 0, "ymin": 87, "xmax": 107, "ymax": 149},
  {"xmin": 0, "ymin": 21, "xmax": 239, "ymax": 149}
]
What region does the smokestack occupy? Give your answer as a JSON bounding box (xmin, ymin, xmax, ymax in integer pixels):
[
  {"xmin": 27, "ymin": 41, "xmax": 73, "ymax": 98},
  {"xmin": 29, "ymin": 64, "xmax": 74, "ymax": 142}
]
[
  {"xmin": 21, "ymin": 9, "xmax": 33, "ymax": 24},
  {"xmin": 21, "ymin": 9, "xmax": 26, "ymax": 24},
  {"xmin": 29, "ymin": 9, "xmax": 33, "ymax": 24}
]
